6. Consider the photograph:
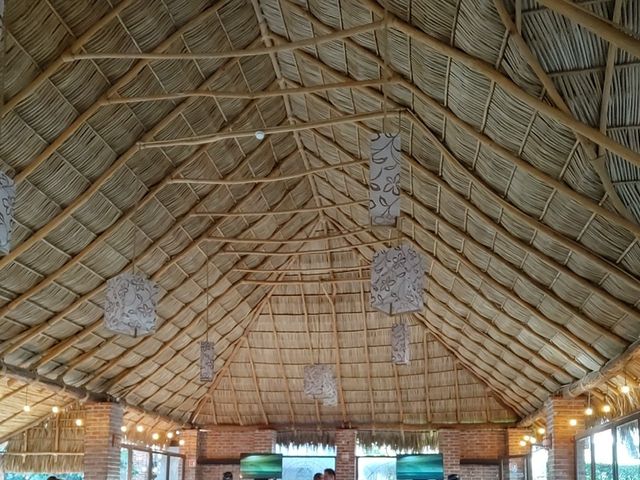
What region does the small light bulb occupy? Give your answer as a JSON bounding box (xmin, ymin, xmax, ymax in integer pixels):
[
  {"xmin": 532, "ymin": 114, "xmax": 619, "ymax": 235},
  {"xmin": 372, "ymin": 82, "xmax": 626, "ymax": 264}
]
[
  {"xmin": 255, "ymin": 130, "xmax": 265, "ymax": 141},
  {"xmin": 23, "ymin": 404, "xmax": 31, "ymax": 413},
  {"xmin": 537, "ymin": 427, "xmax": 546, "ymax": 435},
  {"xmin": 167, "ymin": 432, "xmax": 174, "ymax": 439},
  {"xmin": 51, "ymin": 406, "xmax": 60, "ymax": 414},
  {"xmin": 136, "ymin": 425, "xmax": 144, "ymax": 433},
  {"xmin": 603, "ymin": 404, "xmax": 612, "ymax": 413},
  {"xmin": 569, "ymin": 418, "xmax": 578, "ymax": 427},
  {"xmin": 523, "ymin": 435, "xmax": 530, "ymax": 442},
  {"xmin": 529, "ymin": 437, "xmax": 536, "ymax": 444},
  {"xmin": 621, "ymin": 385, "xmax": 631, "ymax": 394},
  {"xmin": 585, "ymin": 407, "xmax": 594, "ymax": 416},
  {"xmin": 179, "ymin": 439, "xmax": 185, "ymax": 446},
  {"xmin": 121, "ymin": 426, "xmax": 128, "ymax": 433},
  {"xmin": 176, "ymin": 430, "xmax": 181, "ymax": 435},
  {"xmin": 75, "ymin": 418, "xmax": 83, "ymax": 427},
  {"xmin": 519, "ymin": 440, "xmax": 527, "ymax": 447},
  {"xmin": 152, "ymin": 433, "xmax": 160, "ymax": 441}
]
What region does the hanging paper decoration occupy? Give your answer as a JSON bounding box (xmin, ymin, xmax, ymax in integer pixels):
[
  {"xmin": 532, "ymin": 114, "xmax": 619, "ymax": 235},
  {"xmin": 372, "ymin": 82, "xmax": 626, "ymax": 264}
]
[
  {"xmin": 371, "ymin": 245, "xmax": 425, "ymax": 315},
  {"xmin": 369, "ymin": 133, "xmax": 401, "ymax": 226},
  {"xmin": 200, "ymin": 341, "xmax": 215, "ymax": 382},
  {"xmin": 391, "ymin": 323, "xmax": 410, "ymax": 364},
  {"xmin": 0, "ymin": 172, "xmax": 16, "ymax": 255},
  {"xmin": 304, "ymin": 364, "xmax": 337, "ymax": 406},
  {"xmin": 104, "ymin": 272, "xmax": 158, "ymax": 336}
]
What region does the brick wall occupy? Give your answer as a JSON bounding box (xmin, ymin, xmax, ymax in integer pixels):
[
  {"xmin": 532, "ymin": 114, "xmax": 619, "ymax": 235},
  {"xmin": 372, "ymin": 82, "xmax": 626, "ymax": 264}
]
[
  {"xmin": 83, "ymin": 402, "xmax": 123, "ymax": 480},
  {"xmin": 439, "ymin": 430, "xmax": 461, "ymax": 478},
  {"xmin": 335, "ymin": 430, "xmax": 356, "ymax": 480},
  {"xmin": 507, "ymin": 428, "xmax": 531, "ymax": 456},
  {"xmin": 199, "ymin": 430, "xmax": 277, "ymax": 458},
  {"xmin": 460, "ymin": 464, "xmax": 499, "ymax": 480},
  {"xmin": 459, "ymin": 430, "xmax": 506, "ymax": 459},
  {"xmin": 546, "ymin": 397, "xmax": 585, "ymax": 480},
  {"xmin": 181, "ymin": 429, "xmax": 199, "ymax": 480}
]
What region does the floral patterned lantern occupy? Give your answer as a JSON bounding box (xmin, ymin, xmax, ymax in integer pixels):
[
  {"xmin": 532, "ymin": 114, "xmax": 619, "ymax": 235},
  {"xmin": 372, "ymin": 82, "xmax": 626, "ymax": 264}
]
[
  {"xmin": 200, "ymin": 341, "xmax": 215, "ymax": 382},
  {"xmin": 371, "ymin": 245, "xmax": 424, "ymax": 315},
  {"xmin": 369, "ymin": 133, "xmax": 401, "ymax": 226},
  {"xmin": 304, "ymin": 364, "xmax": 337, "ymax": 406},
  {"xmin": 391, "ymin": 323, "xmax": 410, "ymax": 365},
  {"xmin": 0, "ymin": 172, "xmax": 16, "ymax": 255},
  {"xmin": 104, "ymin": 272, "xmax": 158, "ymax": 336}
]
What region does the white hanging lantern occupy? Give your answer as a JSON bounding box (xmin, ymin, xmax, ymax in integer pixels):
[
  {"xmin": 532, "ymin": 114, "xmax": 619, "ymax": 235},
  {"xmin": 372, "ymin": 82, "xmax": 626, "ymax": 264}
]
[
  {"xmin": 200, "ymin": 341, "xmax": 215, "ymax": 382},
  {"xmin": 304, "ymin": 364, "xmax": 337, "ymax": 406},
  {"xmin": 0, "ymin": 171, "xmax": 16, "ymax": 255},
  {"xmin": 104, "ymin": 272, "xmax": 158, "ymax": 336},
  {"xmin": 371, "ymin": 245, "xmax": 425, "ymax": 315},
  {"xmin": 391, "ymin": 323, "xmax": 410, "ymax": 365},
  {"xmin": 369, "ymin": 133, "xmax": 401, "ymax": 226}
]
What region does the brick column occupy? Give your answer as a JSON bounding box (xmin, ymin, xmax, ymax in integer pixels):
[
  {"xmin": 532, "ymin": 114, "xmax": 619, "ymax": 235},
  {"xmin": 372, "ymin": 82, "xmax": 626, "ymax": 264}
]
[
  {"xmin": 546, "ymin": 396, "xmax": 586, "ymax": 480},
  {"xmin": 253, "ymin": 430, "xmax": 277, "ymax": 452},
  {"xmin": 335, "ymin": 429, "xmax": 357, "ymax": 480},
  {"xmin": 439, "ymin": 430, "xmax": 460, "ymax": 478},
  {"xmin": 507, "ymin": 428, "xmax": 531, "ymax": 456},
  {"xmin": 83, "ymin": 402, "xmax": 124, "ymax": 480},
  {"xmin": 180, "ymin": 429, "xmax": 199, "ymax": 480}
]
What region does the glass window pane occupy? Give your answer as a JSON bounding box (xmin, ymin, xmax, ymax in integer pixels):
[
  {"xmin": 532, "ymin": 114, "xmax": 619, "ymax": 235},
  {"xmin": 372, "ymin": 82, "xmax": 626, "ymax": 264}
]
[
  {"xmin": 357, "ymin": 457, "xmax": 396, "ymax": 480},
  {"xmin": 506, "ymin": 457, "xmax": 526, "ymax": 480},
  {"xmin": 121, "ymin": 448, "xmax": 130, "ymax": 480},
  {"xmin": 593, "ymin": 429, "xmax": 613, "ymax": 480},
  {"xmin": 169, "ymin": 456, "xmax": 183, "ymax": 480},
  {"xmin": 153, "ymin": 454, "xmax": 168, "ymax": 480},
  {"xmin": 617, "ymin": 420, "xmax": 640, "ymax": 480},
  {"xmin": 132, "ymin": 450, "xmax": 150, "ymax": 480},
  {"xmin": 576, "ymin": 437, "xmax": 591, "ymax": 480},
  {"xmin": 282, "ymin": 457, "xmax": 336, "ymax": 480},
  {"xmin": 531, "ymin": 446, "xmax": 548, "ymax": 480}
]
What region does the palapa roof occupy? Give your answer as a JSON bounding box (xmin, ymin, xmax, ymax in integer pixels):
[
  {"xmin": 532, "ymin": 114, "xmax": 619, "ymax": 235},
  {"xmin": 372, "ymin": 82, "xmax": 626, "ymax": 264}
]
[{"xmin": 0, "ymin": 0, "xmax": 640, "ymax": 446}]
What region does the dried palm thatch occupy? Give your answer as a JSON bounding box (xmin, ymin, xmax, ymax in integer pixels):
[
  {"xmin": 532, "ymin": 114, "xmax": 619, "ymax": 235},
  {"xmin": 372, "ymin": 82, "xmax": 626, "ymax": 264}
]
[{"xmin": 0, "ymin": 0, "xmax": 639, "ymax": 445}]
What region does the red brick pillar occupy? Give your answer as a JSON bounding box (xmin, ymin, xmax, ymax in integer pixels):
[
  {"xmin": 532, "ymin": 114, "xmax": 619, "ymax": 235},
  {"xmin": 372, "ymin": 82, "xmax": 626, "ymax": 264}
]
[
  {"xmin": 507, "ymin": 428, "xmax": 531, "ymax": 456},
  {"xmin": 438, "ymin": 430, "xmax": 460, "ymax": 478},
  {"xmin": 253, "ymin": 430, "xmax": 277, "ymax": 452},
  {"xmin": 83, "ymin": 402, "xmax": 124, "ymax": 480},
  {"xmin": 546, "ymin": 396, "xmax": 586, "ymax": 480},
  {"xmin": 335, "ymin": 429, "xmax": 357, "ymax": 480},
  {"xmin": 180, "ymin": 429, "xmax": 199, "ymax": 480}
]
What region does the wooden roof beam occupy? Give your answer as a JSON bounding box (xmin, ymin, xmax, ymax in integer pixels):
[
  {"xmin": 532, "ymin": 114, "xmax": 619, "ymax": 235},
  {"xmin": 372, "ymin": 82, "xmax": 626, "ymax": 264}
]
[
  {"xmin": 282, "ymin": 0, "xmax": 640, "ymax": 239},
  {"xmin": 492, "ymin": 0, "xmax": 635, "ymax": 223},
  {"xmin": 536, "ymin": 0, "xmax": 640, "ymax": 60},
  {"xmin": 0, "ymin": 90, "xmax": 276, "ymax": 357},
  {"xmin": 267, "ymin": 300, "xmax": 296, "ymax": 426}
]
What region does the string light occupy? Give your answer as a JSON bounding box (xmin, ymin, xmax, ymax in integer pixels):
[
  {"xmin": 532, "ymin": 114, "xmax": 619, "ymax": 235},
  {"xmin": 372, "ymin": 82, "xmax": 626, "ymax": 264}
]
[
  {"xmin": 23, "ymin": 404, "xmax": 31, "ymax": 413},
  {"xmin": 519, "ymin": 440, "xmax": 527, "ymax": 447},
  {"xmin": 51, "ymin": 406, "xmax": 60, "ymax": 414},
  {"xmin": 167, "ymin": 432, "xmax": 174, "ymax": 439},
  {"xmin": 176, "ymin": 431, "xmax": 181, "ymax": 435},
  {"xmin": 121, "ymin": 426, "xmax": 128, "ymax": 433},
  {"xmin": 569, "ymin": 419, "xmax": 578, "ymax": 427},
  {"xmin": 621, "ymin": 384, "xmax": 631, "ymax": 394},
  {"xmin": 529, "ymin": 437, "xmax": 536, "ymax": 444},
  {"xmin": 537, "ymin": 427, "xmax": 545, "ymax": 435},
  {"xmin": 151, "ymin": 433, "xmax": 160, "ymax": 441},
  {"xmin": 23, "ymin": 387, "xmax": 30, "ymax": 413},
  {"xmin": 602, "ymin": 404, "xmax": 612, "ymax": 413},
  {"xmin": 136, "ymin": 425, "xmax": 144, "ymax": 433},
  {"xmin": 523, "ymin": 435, "xmax": 530, "ymax": 442},
  {"xmin": 585, "ymin": 407, "xmax": 593, "ymax": 416},
  {"xmin": 179, "ymin": 439, "xmax": 185, "ymax": 447},
  {"xmin": 75, "ymin": 418, "xmax": 83, "ymax": 427}
]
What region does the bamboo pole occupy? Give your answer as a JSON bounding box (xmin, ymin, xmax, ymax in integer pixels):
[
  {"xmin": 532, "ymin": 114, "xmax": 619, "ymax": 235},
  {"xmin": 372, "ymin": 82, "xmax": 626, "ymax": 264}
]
[
  {"xmin": 536, "ymin": 0, "xmax": 640, "ymax": 60},
  {"xmin": 218, "ymin": 240, "xmax": 386, "ymax": 256},
  {"xmin": 233, "ymin": 265, "xmax": 364, "ymax": 274},
  {"xmin": 205, "ymin": 228, "xmax": 366, "ymax": 244},
  {"xmin": 245, "ymin": 338, "xmax": 269, "ymax": 425},
  {"xmin": 139, "ymin": 110, "xmax": 397, "ymax": 148},
  {"xmin": 0, "ymin": 0, "xmax": 135, "ymax": 116},
  {"xmin": 267, "ymin": 300, "xmax": 296, "ymax": 425},
  {"xmin": 62, "ymin": 21, "xmax": 384, "ymax": 62},
  {"xmin": 171, "ymin": 159, "xmax": 366, "ymax": 185},
  {"xmin": 190, "ymin": 200, "xmax": 366, "ymax": 217},
  {"xmin": 102, "ymin": 79, "xmax": 393, "ymax": 104},
  {"xmin": 240, "ymin": 278, "xmax": 369, "ymax": 285}
]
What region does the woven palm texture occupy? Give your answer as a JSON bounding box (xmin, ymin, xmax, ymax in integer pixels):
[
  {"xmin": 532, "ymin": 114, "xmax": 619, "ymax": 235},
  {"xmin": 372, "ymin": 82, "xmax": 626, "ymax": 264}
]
[{"xmin": 0, "ymin": 0, "xmax": 639, "ymax": 445}]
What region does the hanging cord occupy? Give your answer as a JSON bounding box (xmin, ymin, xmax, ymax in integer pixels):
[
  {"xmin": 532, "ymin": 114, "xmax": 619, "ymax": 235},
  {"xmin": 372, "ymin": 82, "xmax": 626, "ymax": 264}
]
[
  {"xmin": 381, "ymin": 0, "xmax": 390, "ymax": 132},
  {"xmin": 206, "ymin": 258, "xmax": 210, "ymax": 343}
]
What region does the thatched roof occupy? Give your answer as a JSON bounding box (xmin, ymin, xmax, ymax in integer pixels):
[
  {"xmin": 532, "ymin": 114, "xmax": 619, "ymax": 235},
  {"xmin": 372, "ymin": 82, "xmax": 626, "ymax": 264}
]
[{"xmin": 0, "ymin": 0, "xmax": 639, "ymax": 443}]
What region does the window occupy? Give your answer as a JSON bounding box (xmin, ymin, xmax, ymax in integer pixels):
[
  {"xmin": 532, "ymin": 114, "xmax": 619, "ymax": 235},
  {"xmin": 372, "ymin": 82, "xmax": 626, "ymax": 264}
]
[
  {"xmin": 120, "ymin": 445, "xmax": 184, "ymax": 480},
  {"xmin": 530, "ymin": 446, "xmax": 548, "ymax": 480},
  {"xmin": 616, "ymin": 420, "xmax": 640, "ymax": 480},
  {"xmin": 593, "ymin": 429, "xmax": 614, "ymax": 480},
  {"xmin": 576, "ymin": 437, "xmax": 591, "ymax": 480},
  {"xmin": 357, "ymin": 457, "xmax": 396, "ymax": 480},
  {"xmin": 282, "ymin": 457, "xmax": 336, "ymax": 480}
]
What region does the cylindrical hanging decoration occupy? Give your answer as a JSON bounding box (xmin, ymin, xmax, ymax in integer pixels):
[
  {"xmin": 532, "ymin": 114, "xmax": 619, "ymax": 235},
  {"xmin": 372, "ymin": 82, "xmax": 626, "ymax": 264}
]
[
  {"xmin": 0, "ymin": 171, "xmax": 16, "ymax": 255},
  {"xmin": 200, "ymin": 340, "xmax": 215, "ymax": 382},
  {"xmin": 391, "ymin": 323, "xmax": 410, "ymax": 365},
  {"xmin": 104, "ymin": 272, "xmax": 158, "ymax": 336},
  {"xmin": 369, "ymin": 133, "xmax": 401, "ymax": 226},
  {"xmin": 371, "ymin": 244, "xmax": 425, "ymax": 315},
  {"xmin": 304, "ymin": 364, "xmax": 337, "ymax": 406}
]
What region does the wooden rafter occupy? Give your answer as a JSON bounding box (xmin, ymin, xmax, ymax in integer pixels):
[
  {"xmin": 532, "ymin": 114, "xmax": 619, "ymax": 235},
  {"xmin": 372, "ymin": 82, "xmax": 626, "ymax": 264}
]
[
  {"xmin": 267, "ymin": 300, "xmax": 296, "ymax": 425},
  {"xmin": 246, "ymin": 337, "xmax": 269, "ymax": 425},
  {"xmin": 190, "ymin": 200, "xmax": 366, "ymax": 218},
  {"xmin": 357, "ymin": 263, "xmax": 376, "ymax": 425}
]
